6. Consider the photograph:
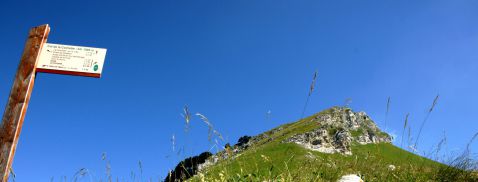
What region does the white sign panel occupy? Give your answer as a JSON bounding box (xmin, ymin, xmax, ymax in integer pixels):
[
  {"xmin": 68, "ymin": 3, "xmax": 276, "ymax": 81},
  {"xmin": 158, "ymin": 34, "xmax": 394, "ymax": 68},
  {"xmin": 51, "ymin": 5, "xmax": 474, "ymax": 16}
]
[{"xmin": 37, "ymin": 43, "xmax": 107, "ymax": 78}]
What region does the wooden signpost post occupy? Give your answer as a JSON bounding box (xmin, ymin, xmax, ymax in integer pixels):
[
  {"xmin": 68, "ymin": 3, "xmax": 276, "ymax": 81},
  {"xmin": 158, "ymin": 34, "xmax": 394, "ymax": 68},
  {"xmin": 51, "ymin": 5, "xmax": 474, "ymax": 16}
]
[{"xmin": 0, "ymin": 24, "xmax": 107, "ymax": 181}]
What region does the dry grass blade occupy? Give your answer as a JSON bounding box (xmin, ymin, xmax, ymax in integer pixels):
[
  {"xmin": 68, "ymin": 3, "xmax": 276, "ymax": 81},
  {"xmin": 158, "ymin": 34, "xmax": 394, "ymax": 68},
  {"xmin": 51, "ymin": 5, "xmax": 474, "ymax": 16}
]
[
  {"xmin": 102, "ymin": 152, "xmax": 112, "ymax": 182},
  {"xmin": 196, "ymin": 113, "xmax": 214, "ymax": 142},
  {"xmin": 181, "ymin": 105, "xmax": 191, "ymax": 132},
  {"xmin": 130, "ymin": 170, "xmax": 135, "ymax": 181},
  {"xmin": 73, "ymin": 168, "xmax": 90, "ymax": 182},
  {"xmin": 102, "ymin": 152, "xmax": 106, "ymax": 160},
  {"xmin": 414, "ymin": 94, "xmax": 440, "ymax": 149},
  {"xmin": 466, "ymin": 132, "xmax": 478, "ymax": 152},
  {"xmin": 435, "ymin": 131, "xmax": 447, "ymax": 160},
  {"xmin": 429, "ymin": 95, "xmax": 439, "ymax": 113},
  {"xmin": 208, "ymin": 143, "xmax": 218, "ymax": 152},
  {"xmin": 385, "ymin": 97, "xmax": 391, "ymax": 129},
  {"xmin": 213, "ymin": 129, "xmax": 224, "ymax": 141},
  {"xmin": 309, "ymin": 71, "xmax": 318, "ymax": 96},
  {"xmin": 195, "ymin": 113, "xmax": 224, "ymax": 145},
  {"xmin": 196, "ymin": 113, "xmax": 212, "ymax": 127},
  {"xmin": 177, "ymin": 146, "xmax": 184, "ymax": 156},
  {"xmin": 138, "ymin": 160, "xmax": 143, "ymax": 181},
  {"xmin": 400, "ymin": 113, "xmax": 409, "ymax": 149},
  {"xmin": 300, "ymin": 70, "xmax": 318, "ymax": 119},
  {"xmin": 171, "ymin": 134, "xmax": 176, "ymax": 152},
  {"xmin": 206, "ymin": 127, "xmax": 213, "ymax": 141}
]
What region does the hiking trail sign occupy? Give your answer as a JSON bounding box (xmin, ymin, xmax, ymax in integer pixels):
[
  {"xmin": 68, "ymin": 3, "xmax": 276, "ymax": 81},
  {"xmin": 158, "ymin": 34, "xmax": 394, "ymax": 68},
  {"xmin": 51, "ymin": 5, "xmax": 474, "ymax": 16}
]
[
  {"xmin": 37, "ymin": 43, "xmax": 107, "ymax": 78},
  {"xmin": 0, "ymin": 24, "xmax": 107, "ymax": 181}
]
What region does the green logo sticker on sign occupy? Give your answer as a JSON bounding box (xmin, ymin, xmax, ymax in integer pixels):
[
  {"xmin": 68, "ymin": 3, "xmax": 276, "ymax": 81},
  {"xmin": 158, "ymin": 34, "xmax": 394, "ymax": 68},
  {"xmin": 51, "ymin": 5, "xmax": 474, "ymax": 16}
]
[{"xmin": 93, "ymin": 64, "xmax": 99, "ymax": 71}]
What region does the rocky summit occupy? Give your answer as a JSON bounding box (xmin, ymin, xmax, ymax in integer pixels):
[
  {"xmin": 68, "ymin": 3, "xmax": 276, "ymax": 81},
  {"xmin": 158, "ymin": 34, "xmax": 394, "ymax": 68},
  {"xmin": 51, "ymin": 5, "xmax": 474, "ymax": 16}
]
[{"xmin": 283, "ymin": 106, "xmax": 392, "ymax": 155}]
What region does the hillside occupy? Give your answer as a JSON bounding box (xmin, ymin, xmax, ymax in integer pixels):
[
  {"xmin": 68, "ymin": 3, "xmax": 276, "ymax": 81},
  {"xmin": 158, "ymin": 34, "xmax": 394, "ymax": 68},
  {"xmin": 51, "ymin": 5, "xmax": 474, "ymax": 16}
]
[{"xmin": 166, "ymin": 107, "xmax": 474, "ymax": 182}]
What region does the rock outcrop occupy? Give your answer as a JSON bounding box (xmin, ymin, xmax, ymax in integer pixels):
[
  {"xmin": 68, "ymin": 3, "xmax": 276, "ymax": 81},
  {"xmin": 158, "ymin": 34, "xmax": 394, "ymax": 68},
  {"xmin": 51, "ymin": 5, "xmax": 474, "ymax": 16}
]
[{"xmin": 283, "ymin": 107, "xmax": 391, "ymax": 155}]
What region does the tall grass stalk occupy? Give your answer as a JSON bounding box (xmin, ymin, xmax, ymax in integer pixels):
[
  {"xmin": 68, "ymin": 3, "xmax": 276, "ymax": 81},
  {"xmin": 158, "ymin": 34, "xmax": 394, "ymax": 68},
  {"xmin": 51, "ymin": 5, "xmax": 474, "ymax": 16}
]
[
  {"xmin": 102, "ymin": 152, "xmax": 112, "ymax": 182},
  {"xmin": 414, "ymin": 94, "xmax": 439, "ymax": 149},
  {"xmin": 385, "ymin": 97, "xmax": 391, "ymax": 130},
  {"xmin": 171, "ymin": 134, "xmax": 176, "ymax": 153},
  {"xmin": 182, "ymin": 105, "xmax": 191, "ymax": 132},
  {"xmin": 196, "ymin": 113, "xmax": 214, "ymax": 142},
  {"xmin": 407, "ymin": 126, "xmax": 416, "ymax": 153},
  {"xmin": 300, "ymin": 70, "xmax": 318, "ymax": 119},
  {"xmin": 433, "ymin": 131, "xmax": 447, "ymax": 161},
  {"xmin": 195, "ymin": 113, "xmax": 224, "ymax": 143},
  {"xmin": 400, "ymin": 113, "xmax": 409, "ymax": 149},
  {"xmin": 464, "ymin": 132, "xmax": 478, "ymax": 158},
  {"xmin": 435, "ymin": 132, "xmax": 478, "ymax": 181},
  {"xmin": 73, "ymin": 168, "xmax": 93, "ymax": 182},
  {"xmin": 138, "ymin": 160, "xmax": 143, "ymax": 182}
]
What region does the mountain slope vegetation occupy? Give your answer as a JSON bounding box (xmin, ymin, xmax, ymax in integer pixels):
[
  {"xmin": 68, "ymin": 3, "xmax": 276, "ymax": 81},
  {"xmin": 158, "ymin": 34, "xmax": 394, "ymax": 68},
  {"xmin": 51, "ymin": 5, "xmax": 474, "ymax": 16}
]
[{"xmin": 167, "ymin": 107, "xmax": 477, "ymax": 182}]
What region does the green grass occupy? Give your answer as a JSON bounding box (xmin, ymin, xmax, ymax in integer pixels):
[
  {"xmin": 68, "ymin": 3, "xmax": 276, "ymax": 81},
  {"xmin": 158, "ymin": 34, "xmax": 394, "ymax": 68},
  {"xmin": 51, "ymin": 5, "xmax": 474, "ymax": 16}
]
[
  {"xmin": 191, "ymin": 142, "xmax": 447, "ymax": 181},
  {"xmin": 350, "ymin": 128, "xmax": 363, "ymax": 137}
]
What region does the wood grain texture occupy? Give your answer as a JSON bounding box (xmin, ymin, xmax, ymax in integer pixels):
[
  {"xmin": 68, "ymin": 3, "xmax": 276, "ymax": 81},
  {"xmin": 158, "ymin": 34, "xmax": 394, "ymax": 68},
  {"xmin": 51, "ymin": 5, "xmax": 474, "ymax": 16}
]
[{"xmin": 0, "ymin": 24, "xmax": 50, "ymax": 182}]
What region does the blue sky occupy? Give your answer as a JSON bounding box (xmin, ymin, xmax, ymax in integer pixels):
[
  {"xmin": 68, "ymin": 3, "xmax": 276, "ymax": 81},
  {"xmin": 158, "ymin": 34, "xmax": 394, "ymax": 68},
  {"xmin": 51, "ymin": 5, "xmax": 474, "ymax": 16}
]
[{"xmin": 1, "ymin": 0, "xmax": 478, "ymax": 181}]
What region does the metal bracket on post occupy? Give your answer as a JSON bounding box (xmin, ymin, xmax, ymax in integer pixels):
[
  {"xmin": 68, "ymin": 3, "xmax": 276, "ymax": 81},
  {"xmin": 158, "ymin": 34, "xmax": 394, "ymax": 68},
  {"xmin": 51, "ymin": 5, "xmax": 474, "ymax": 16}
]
[{"xmin": 0, "ymin": 24, "xmax": 50, "ymax": 182}]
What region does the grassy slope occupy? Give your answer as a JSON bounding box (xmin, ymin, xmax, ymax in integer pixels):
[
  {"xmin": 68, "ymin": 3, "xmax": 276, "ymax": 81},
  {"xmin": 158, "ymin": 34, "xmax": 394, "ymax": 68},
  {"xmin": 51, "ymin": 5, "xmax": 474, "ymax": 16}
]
[{"xmin": 190, "ymin": 109, "xmax": 445, "ymax": 181}]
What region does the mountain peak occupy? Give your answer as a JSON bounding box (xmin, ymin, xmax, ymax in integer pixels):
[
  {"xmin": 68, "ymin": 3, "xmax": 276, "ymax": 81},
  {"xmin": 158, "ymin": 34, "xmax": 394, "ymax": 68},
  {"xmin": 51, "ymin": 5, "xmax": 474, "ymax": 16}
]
[{"xmin": 283, "ymin": 106, "xmax": 391, "ymax": 155}]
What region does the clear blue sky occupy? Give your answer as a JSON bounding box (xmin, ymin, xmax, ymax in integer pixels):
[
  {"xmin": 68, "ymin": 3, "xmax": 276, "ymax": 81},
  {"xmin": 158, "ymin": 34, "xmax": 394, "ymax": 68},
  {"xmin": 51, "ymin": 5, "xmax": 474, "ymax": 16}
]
[{"xmin": 1, "ymin": 0, "xmax": 478, "ymax": 181}]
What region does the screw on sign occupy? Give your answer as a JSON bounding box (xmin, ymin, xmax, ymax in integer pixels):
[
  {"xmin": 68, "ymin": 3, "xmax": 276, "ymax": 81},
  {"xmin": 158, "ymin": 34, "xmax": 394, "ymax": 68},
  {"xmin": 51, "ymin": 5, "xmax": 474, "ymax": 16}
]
[{"xmin": 0, "ymin": 24, "xmax": 107, "ymax": 181}]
